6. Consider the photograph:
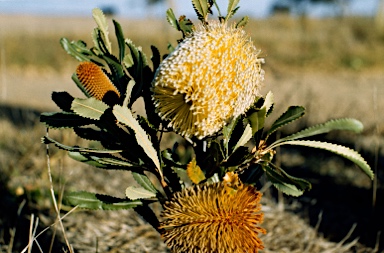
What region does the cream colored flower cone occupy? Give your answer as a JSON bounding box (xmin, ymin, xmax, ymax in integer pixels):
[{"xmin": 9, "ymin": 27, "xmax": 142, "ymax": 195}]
[{"xmin": 152, "ymin": 21, "xmax": 264, "ymax": 139}]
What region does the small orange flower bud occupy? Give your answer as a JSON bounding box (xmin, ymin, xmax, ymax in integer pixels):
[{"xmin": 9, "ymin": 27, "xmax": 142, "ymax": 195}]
[{"xmin": 76, "ymin": 62, "xmax": 120, "ymax": 101}]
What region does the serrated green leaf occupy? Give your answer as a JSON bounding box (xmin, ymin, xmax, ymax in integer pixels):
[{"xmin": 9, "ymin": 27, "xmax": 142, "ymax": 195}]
[
  {"xmin": 226, "ymin": 0, "xmax": 240, "ymax": 21},
  {"xmin": 166, "ymin": 8, "xmax": 180, "ymax": 31},
  {"xmin": 247, "ymin": 107, "xmax": 266, "ymax": 136},
  {"xmin": 74, "ymin": 127, "xmax": 102, "ymax": 142},
  {"xmin": 224, "ymin": 146, "xmax": 252, "ymax": 167},
  {"xmin": 191, "ymin": 0, "xmax": 211, "ymax": 22},
  {"xmin": 42, "ymin": 136, "xmax": 122, "ymax": 153},
  {"xmin": 113, "ymin": 19, "xmax": 126, "ymax": 62},
  {"xmin": 125, "ymin": 39, "xmax": 148, "ymax": 67},
  {"xmin": 236, "ymin": 16, "xmax": 249, "ymax": 28},
  {"xmin": 69, "ymin": 152, "xmax": 141, "ymax": 170},
  {"xmin": 125, "ymin": 186, "xmax": 157, "ymax": 200},
  {"xmin": 65, "ymin": 191, "xmax": 141, "ymax": 210},
  {"xmin": 263, "ymin": 91, "xmax": 274, "ymax": 116},
  {"xmin": 223, "ymin": 117, "xmax": 239, "ymax": 155},
  {"xmin": 271, "ymin": 118, "xmax": 364, "ymax": 146},
  {"xmin": 233, "ymin": 124, "xmax": 252, "ymax": 151},
  {"xmin": 95, "ymin": 157, "xmax": 136, "ymax": 167},
  {"xmin": 123, "ymin": 53, "xmax": 134, "ymax": 68},
  {"xmin": 60, "ymin": 38, "xmax": 92, "ymax": 62},
  {"xmin": 92, "ymin": 8, "xmax": 112, "ymax": 54},
  {"xmin": 40, "ymin": 112, "xmax": 94, "ymax": 129},
  {"xmin": 92, "ymin": 28, "xmax": 109, "ymax": 55},
  {"xmin": 276, "ymin": 140, "xmax": 374, "ymax": 179},
  {"xmin": 123, "ymin": 80, "xmax": 135, "ymax": 108},
  {"xmin": 68, "ymin": 152, "xmax": 107, "ymax": 168},
  {"xmin": 72, "ymin": 73, "xmax": 91, "ymax": 98},
  {"xmin": 150, "ymin": 45, "xmax": 161, "ymax": 72},
  {"xmin": 266, "ymin": 106, "xmax": 305, "ymax": 138},
  {"xmin": 71, "ymin": 97, "xmax": 109, "ymax": 120},
  {"xmin": 125, "ymin": 39, "xmax": 148, "ymax": 102},
  {"xmin": 52, "ymin": 91, "xmax": 74, "ymax": 112},
  {"xmin": 132, "ymin": 172, "xmax": 158, "ymax": 193},
  {"xmin": 101, "ymin": 53, "xmax": 126, "ymax": 89},
  {"xmin": 263, "ymin": 164, "xmax": 310, "ymax": 196},
  {"xmin": 179, "ymin": 16, "xmax": 194, "ymax": 36},
  {"xmin": 113, "ymin": 105, "xmax": 161, "ymax": 171}
]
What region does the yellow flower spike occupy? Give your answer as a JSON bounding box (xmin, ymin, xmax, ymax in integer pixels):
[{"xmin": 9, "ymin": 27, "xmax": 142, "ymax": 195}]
[
  {"xmin": 152, "ymin": 21, "xmax": 264, "ymax": 139},
  {"xmin": 76, "ymin": 61, "xmax": 120, "ymax": 101},
  {"xmin": 160, "ymin": 182, "xmax": 266, "ymax": 253}
]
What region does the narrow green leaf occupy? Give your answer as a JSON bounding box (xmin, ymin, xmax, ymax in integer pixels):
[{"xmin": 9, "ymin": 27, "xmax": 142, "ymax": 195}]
[
  {"xmin": 263, "ymin": 164, "xmax": 311, "ymax": 196},
  {"xmin": 95, "ymin": 157, "xmax": 136, "ymax": 167},
  {"xmin": 150, "ymin": 45, "xmax": 161, "ymax": 72},
  {"xmin": 42, "ymin": 136, "xmax": 122, "ymax": 153},
  {"xmin": 132, "ymin": 172, "xmax": 158, "ymax": 193},
  {"xmin": 179, "ymin": 16, "xmax": 194, "ymax": 36},
  {"xmin": 271, "ymin": 118, "xmax": 364, "ymax": 146},
  {"xmin": 125, "ymin": 186, "xmax": 157, "ymax": 200},
  {"xmin": 226, "ymin": 0, "xmax": 240, "ymax": 21},
  {"xmin": 263, "ymin": 91, "xmax": 274, "ymax": 116},
  {"xmin": 223, "ymin": 117, "xmax": 239, "ymax": 155},
  {"xmin": 74, "ymin": 127, "xmax": 102, "ymax": 142},
  {"xmin": 166, "ymin": 8, "xmax": 180, "ymax": 31},
  {"xmin": 191, "ymin": 0, "xmax": 210, "ymax": 21},
  {"xmin": 113, "ymin": 19, "xmax": 126, "ymax": 62},
  {"xmin": 72, "ymin": 73, "xmax": 91, "ymax": 98},
  {"xmin": 60, "ymin": 38, "xmax": 92, "ymax": 62},
  {"xmin": 51, "ymin": 91, "xmax": 74, "ymax": 112},
  {"xmin": 101, "ymin": 52, "xmax": 126, "ymax": 89},
  {"xmin": 65, "ymin": 191, "xmax": 141, "ymax": 210},
  {"xmin": 92, "ymin": 8, "xmax": 112, "ymax": 53},
  {"xmin": 266, "ymin": 106, "xmax": 305, "ymax": 138},
  {"xmin": 40, "ymin": 112, "xmax": 93, "ymax": 129},
  {"xmin": 247, "ymin": 107, "xmax": 266, "ymax": 136},
  {"xmin": 123, "ymin": 80, "xmax": 136, "ymax": 108},
  {"xmin": 92, "ymin": 28, "xmax": 109, "ymax": 55},
  {"xmin": 71, "ymin": 97, "xmax": 109, "ymax": 120},
  {"xmin": 68, "ymin": 152, "xmax": 107, "ymax": 168},
  {"xmin": 236, "ymin": 16, "xmax": 249, "ymax": 28},
  {"xmin": 276, "ymin": 140, "xmax": 374, "ymax": 179},
  {"xmin": 123, "ymin": 53, "xmax": 134, "ymax": 68},
  {"xmin": 113, "ymin": 105, "xmax": 161, "ymax": 171},
  {"xmin": 224, "ymin": 146, "xmax": 252, "ymax": 167},
  {"xmin": 233, "ymin": 124, "xmax": 252, "ymax": 151},
  {"xmin": 69, "ymin": 152, "xmax": 141, "ymax": 170},
  {"xmin": 125, "ymin": 39, "xmax": 148, "ymax": 67}
]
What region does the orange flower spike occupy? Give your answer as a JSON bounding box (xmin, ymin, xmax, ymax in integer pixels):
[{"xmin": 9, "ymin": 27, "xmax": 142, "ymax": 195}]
[
  {"xmin": 76, "ymin": 61, "xmax": 120, "ymax": 101},
  {"xmin": 160, "ymin": 181, "xmax": 266, "ymax": 253}
]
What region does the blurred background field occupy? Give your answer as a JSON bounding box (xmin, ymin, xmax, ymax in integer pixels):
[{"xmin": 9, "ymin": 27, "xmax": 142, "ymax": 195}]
[{"xmin": 0, "ymin": 5, "xmax": 384, "ymax": 252}]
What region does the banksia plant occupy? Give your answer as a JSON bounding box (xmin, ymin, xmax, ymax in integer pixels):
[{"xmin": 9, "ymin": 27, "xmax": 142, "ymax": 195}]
[{"xmin": 40, "ymin": 0, "xmax": 374, "ymax": 252}]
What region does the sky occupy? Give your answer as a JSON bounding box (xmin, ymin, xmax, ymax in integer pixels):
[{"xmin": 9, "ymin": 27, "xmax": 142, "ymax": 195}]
[{"xmin": 0, "ymin": 0, "xmax": 379, "ymax": 18}]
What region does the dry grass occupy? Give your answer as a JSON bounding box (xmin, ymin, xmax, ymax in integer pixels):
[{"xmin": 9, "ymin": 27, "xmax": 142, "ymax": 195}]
[
  {"xmin": 0, "ymin": 115, "xmax": 380, "ymax": 252},
  {"xmin": 1, "ymin": 15, "xmax": 384, "ymax": 72}
]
